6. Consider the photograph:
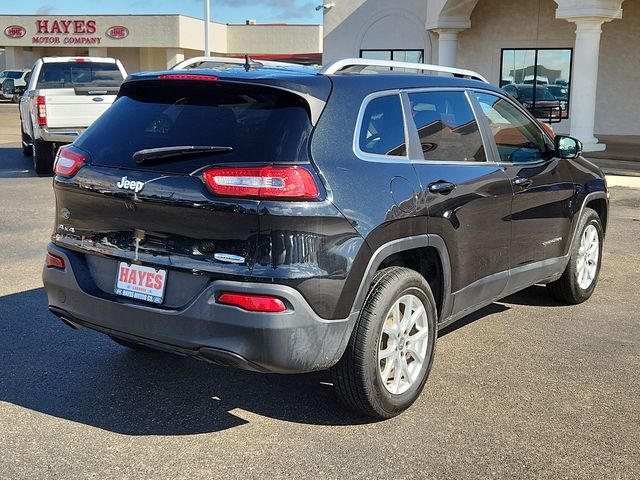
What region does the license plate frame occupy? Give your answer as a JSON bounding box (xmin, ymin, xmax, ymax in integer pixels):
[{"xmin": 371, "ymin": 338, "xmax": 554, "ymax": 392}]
[{"xmin": 114, "ymin": 262, "xmax": 167, "ymax": 304}]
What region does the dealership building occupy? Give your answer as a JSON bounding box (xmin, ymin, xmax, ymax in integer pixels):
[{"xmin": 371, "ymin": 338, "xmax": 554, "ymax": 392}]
[
  {"xmin": 0, "ymin": 14, "xmax": 322, "ymax": 72},
  {"xmin": 324, "ymin": 0, "xmax": 637, "ymax": 150},
  {"xmin": 2, "ymin": 1, "xmax": 637, "ymax": 150}
]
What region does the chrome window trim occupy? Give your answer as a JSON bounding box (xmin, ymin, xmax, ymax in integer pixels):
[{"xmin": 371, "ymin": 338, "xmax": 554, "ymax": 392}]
[{"xmin": 352, "ymin": 89, "xmax": 411, "ymax": 164}]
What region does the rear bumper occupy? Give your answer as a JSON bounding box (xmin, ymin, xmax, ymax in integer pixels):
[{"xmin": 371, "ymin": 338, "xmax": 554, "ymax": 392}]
[
  {"xmin": 42, "ymin": 243, "xmax": 356, "ymax": 373},
  {"xmin": 37, "ymin": 126, "xmax": 85, "ymax": 143}
]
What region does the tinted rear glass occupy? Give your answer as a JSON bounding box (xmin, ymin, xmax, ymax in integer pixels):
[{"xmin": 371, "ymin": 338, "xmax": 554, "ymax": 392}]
[
  {"xmin": 36, "ymin": 62, "xmax": 122, "ymax": 89},
  {"xmin": 75, "ymin": 80, "xmax": 312, "ymax": 173}
]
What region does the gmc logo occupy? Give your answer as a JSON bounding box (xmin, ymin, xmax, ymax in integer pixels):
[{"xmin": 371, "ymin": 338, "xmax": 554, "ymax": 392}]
[
  {"xmin": 4, "ymin": 25, "xmax": 26, "ymax": 39},
  {"xmin": 106, "ymin": 26, "xmax": 129, "ymax": 39}
]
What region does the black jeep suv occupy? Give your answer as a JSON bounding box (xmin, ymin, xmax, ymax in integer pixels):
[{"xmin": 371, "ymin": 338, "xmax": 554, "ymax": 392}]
[{"xmin": 43, "ymin": 58, "xmax": 608, "ymax": 418}]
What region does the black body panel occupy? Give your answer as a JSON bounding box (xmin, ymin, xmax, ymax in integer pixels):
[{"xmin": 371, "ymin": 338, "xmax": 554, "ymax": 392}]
[{"xmin": 412, "ymin": 163, "xmax": 513, "ymax": 314}]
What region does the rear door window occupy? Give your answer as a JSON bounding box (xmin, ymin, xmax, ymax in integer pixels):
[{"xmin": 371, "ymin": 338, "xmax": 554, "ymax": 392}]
[
  {"xmin": 75, "ymin": 80, "xmax": 313, "ymax": 174},
  {"xmin": 358, "ymin": 94, "xmax": 407, "ymax": 157},
  {"xmin": 407, "ymin": 91, "xmax": 486, "ymax": 162},
  {"xmin": 36, "ymin": 62, "xmax": 123, "ymax": 89}
]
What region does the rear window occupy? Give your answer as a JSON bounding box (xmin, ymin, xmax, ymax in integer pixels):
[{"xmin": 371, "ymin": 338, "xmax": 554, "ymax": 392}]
[
  {"xmin": 36, "ymin": 62, "xmax": 122, "ymax": 89},
  {"xmin": 75, "ymin": 80, "xmax": 313, "ymax": 173},
  {"xmin": 0, "ymin": 71, "xmax": 23, "ymax": 79},
  {"xmin": 519, "ymin": 86, "xmax": 555, "ymax": 101}
]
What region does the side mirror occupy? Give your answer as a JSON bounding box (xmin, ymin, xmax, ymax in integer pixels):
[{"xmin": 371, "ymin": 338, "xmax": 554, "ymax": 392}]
[
  {"xmin": 555, "ymin": 135, "xmax": 582, "ymax": 159},
  {"xmin": 15, "ymin": 85, "xmax": 26, "ymax": 97},
  {"xmin": 2, "ymin": 78, "xmax": 15, "ymax": 96}
]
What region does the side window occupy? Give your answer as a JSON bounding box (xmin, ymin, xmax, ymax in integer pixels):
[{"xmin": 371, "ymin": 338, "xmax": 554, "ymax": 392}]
[
  {"xmin": 407, "ymin": 91, "xmax": 486, "ymax": 162},
  {"xmin": 474, "ymin": 92, "xmax": 548, "ymax": 163},
  {"xmin": 359, "ymin": 94, "xmax": 407, "ymax": 157}
]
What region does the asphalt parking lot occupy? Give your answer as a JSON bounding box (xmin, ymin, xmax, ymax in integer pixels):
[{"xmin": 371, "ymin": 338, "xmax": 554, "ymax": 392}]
[{"xmin": 0, "ymin": 102, "xmax": 638, "ymax": 479}]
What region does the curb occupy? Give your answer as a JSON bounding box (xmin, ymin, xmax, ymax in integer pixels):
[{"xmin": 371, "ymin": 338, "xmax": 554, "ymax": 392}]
[{"xmin": 606, "ymin": 175, "xmax": 640, "ymax": 189}]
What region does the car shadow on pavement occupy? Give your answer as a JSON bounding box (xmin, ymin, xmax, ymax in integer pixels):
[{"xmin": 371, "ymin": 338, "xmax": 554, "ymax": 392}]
[
  {"xmin": 438, "ymin": 302, "xmax": 510, "ymax": 337},
  {"xmin": 0, "ymin": 288, "xmax": 372, "ymax": 435},
  {"xmin": 0, "ymin": 146, "xmax": 49, "ymax": 178},
  {"xmin": 500, "ymin": 285, "xmax": 565, "ymax": 307}
]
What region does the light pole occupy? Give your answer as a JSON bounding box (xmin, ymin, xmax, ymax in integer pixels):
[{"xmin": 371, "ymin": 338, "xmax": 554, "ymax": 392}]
[{"xmin": 204, "ymin": 0, "xmax": 211, "ymax": 56}]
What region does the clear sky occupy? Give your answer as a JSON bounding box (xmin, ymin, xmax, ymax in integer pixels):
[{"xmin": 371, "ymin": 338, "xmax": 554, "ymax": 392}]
[{"xmin": 1, "ymin": 0, "xmax": 323, "ymax": 25}]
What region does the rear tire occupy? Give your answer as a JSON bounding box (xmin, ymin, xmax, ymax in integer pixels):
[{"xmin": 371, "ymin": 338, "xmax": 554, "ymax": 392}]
[
  {"xmin": 547, "ymin": 207, "xmax": 603, "ymax": 304},
  {"xmin": 109, "ymin": 335, "xmax": 158, "ymax": 353},
  {"xmin": 331, "ymin": 267, "xmax": 437, "ymax": 419},
  {"xmin": 33, "ymin": 139, "xmax": 55, "ymax": 174}
]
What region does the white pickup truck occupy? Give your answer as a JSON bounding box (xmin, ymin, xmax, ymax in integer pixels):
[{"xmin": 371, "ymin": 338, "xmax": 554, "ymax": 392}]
[{"xmin": 18, "ymin": 56, "xmax": 127, "ymax": 174}]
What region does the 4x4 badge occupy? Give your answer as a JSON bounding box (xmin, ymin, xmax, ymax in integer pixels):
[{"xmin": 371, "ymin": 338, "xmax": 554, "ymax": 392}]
[{"xmin": 116, "ymin": 176, "xmax": 145, "ymax": 193}]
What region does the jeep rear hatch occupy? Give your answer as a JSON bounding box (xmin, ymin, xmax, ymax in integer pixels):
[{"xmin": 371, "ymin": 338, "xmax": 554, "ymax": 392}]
[{"xmin": 54, "ymin": 77, "xmax": 320, "ymax": 287}]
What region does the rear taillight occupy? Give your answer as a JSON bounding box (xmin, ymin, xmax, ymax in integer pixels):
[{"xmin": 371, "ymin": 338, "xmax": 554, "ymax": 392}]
[
  {"xmin": 54, "ymin": 145, "xmax": 87, "ymax": 177},
  {"xmin": 36, "ymin": 96, "xmax": 46, "ymax": 126},
  {"xmin": 218, "ymin": 293, "xmax": 286, "ymax": 312},
  {"xmin": 202, "ymin": 166, "xmax": 319, "ymax": 199},
  {"xmin": 45, "ymin": 252, "xmax": 65, "ymax": 270}
]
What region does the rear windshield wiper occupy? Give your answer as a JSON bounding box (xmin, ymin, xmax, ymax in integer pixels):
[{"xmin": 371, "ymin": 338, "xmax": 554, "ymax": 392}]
[{"xmin": 133, "ymin": 145, "xmax": 233, "ymax": 164}]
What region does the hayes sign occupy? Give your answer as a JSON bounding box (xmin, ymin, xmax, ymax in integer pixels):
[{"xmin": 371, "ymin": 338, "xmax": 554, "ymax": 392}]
[
  {"xmin": 36, "ymin": 19, "xmax": 97, "ymax": 34},
  {"xmin": 3, "ymin": 19, "xmax": 130, "ymax": 45}
]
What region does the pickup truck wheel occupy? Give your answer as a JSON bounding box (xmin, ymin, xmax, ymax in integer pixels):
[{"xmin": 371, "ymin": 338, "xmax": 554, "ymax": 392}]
[
  {"xmin": 547, "ymin": 207, "xmax": 603, "ymax": 304},
  {"xmin": 331, "ymin": 267, "xmax": 437, "ymax": 419},
  {"xmin": 109, "ymin": 335, "xmax": 158, "ymax": 353},
  {"xmin": 33, "ymin": 139, "xmax": 55, "ymax": 174}
]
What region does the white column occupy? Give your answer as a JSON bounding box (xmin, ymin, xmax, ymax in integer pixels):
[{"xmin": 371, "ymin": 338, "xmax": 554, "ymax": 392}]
[
  {"xmin": 567, "ymin": 18, "xmax": 607, "ymax": 151},
  {"xmin": 4, "ymin": 46, "xmax": 24, "ymax": 69},
  {"xmin": 165, "ymin": 48, "xmax": 185, "ymax": 69},
  {"xmin": 139, "ymin": 48, "xmax": 154, "ymax": 71},
  {"xmin": 434, "ymin": 29, "xmax": 462, "ymax": 67},
  {"xmin": 88, "ymin": 47, "xmax": 108, "ymax": 57},
  {"xmin": 204, "ymin": 0, "xmax": 211, "ymax": 56}
]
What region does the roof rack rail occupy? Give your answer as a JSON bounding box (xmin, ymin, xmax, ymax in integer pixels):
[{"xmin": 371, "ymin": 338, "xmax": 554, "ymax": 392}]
[
  {"xmin": 320, "ymin": 58, "xmax": 489, "ymax": 83},
  {"xmin": 172, "ymin": 56, "xmax": 300, "ymax": 70}
]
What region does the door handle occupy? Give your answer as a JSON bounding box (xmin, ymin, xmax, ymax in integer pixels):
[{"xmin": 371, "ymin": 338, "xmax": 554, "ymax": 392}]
[
  {"xmin": 513, "ymin": 177, "xmax": 533, "ymax": 187},
  {"xmin": 428, "ymin": 181, "xmax": 456, "ymax": 194}
]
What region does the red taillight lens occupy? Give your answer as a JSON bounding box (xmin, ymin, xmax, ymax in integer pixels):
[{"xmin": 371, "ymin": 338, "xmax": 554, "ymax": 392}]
[
  {"xmin": 157, "ymin": 74, "xmax": 219, "ymax": 81},
  {"xmin": 45, "ymin": 252, "xmax": 65, "ymax": 270},
  {"xmin": 54, "ymin": 145, "xmax": 87, "ymax": 177},
  {"xmin": 36, "ymin": 95, "xmax": 46, "ymax": 126},
  {"xmin": 218, "ymin": 293, "xmax": 286, "ymax": 312},
  {"xmin": 202, "ymin": 166, "xmax": 319, "ymax": 199}
]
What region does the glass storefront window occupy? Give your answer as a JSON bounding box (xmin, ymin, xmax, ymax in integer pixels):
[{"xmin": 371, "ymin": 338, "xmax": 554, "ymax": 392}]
[
  {"xmin": 360, "ymin": 50, "xmax": 424, "ymax": 72},
  {"xmin": 501, "ymin": 48, "xmax": 572, "ymax": 120}
]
